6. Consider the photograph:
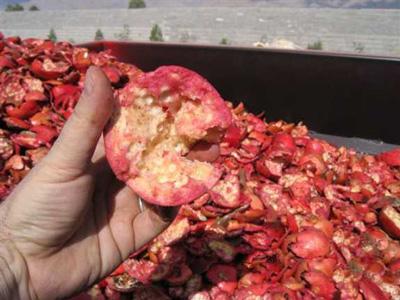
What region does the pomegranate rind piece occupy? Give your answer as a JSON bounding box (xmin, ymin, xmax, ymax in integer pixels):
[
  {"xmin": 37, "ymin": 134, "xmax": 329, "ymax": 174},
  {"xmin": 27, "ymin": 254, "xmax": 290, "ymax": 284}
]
[
  {"xmin": 107, "ymin": 273, "xmax": 139, "ymax": 293},
  {"xmin": 165, "ymin": 264, "xmax": 193, "ymax": 286},
  {"xmin": 105, "ymin": 66, "xmax": 232, "ymax": 206},
  {"xmin": 379, "ymin": 148, "xmax": 400, "ymax": 167},
  {"xmin": 208, "ymin": 240, "xmax": 236, "ymax": 262},
  {"xmin": 209, "ymin": 174, "xmax": 241, "ymax": 208},
  {"xmin": 303, "ymin": 271, "xmax": 337, "ymax": 299},
  {"xmin": 359, "ymin": 276, "xmax": 389, "ymax": 300},
  {"xmin": 290, "ymin": 228, "xmax": 330, "ymax": 259},
  {"xmin": 206, "ymin": 264, "xmax": 237, "ymax": 285},
  {"xmin": 122, "ymin": 259, "xmax": 157, "ymax": 284},
  {"xmin": 189, "ymin": 291, "xmax": 211, "ymax": 300},
  {"xmin": 149, "ymin": 218, "xmax": 191, "ymax": 253},
  {"xmin": 379, "ymin": 205, "xmax": 400, "ymax": 239}
]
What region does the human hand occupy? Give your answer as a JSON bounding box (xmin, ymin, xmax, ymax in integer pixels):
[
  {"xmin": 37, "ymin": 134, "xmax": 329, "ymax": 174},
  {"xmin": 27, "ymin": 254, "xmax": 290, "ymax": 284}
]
[{"xmin": 0, "ymin": 67, "xmax": 171, "ymax": 300}]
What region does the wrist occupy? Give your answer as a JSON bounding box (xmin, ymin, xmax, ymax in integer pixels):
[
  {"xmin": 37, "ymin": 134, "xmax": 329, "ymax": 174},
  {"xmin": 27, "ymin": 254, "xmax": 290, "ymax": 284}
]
[{"xmin": 0, "ymin": 237, "xmax": 37, "ymax": 300}]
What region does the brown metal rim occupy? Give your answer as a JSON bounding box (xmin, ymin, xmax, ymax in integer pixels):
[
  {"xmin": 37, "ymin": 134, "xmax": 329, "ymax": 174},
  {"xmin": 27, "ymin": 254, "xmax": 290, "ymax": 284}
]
[{"xmin": 77, "ymin": 40, "xmax": 400, "ymax": 63}]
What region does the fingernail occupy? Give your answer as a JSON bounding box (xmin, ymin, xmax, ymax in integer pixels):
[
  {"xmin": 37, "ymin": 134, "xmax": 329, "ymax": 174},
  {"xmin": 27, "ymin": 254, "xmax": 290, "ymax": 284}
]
[{"xmin": 83, "ymin": 66, "xmax": 96, "ymax": 96}]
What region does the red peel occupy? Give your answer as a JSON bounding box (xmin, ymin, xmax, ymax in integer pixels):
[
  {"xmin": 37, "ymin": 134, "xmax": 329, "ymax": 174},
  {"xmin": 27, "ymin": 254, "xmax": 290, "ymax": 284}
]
[
  {"xmin": 379, "ymin": 148, "xmax": 400, "ymax": 167},
  {"xmin": 379, "ymin": 205, "xmax": 400, "ymax": 239},
  {"xmin": 290, "ymin": 228, "xmax": 330, "ymax": 259},
  {"xmin": 105, "ymin": 66, "xmax": 232, "ymax": 206}
]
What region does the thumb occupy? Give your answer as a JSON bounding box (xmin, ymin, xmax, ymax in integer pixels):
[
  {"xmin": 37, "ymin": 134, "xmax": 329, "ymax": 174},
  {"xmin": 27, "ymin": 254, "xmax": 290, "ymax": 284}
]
[{"xmin": 44, "ymin": 66, "xmax": 113, "ymax": 174}]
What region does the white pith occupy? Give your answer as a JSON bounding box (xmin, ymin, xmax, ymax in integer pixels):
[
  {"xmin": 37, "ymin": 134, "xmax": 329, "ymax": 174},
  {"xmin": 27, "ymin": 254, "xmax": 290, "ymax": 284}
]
[
  {"xmin": 117, "ymin": 92, "xmax": 215, "ymax": 188},
  {"xmin": 383, "ymin": 206, "xmax": 400, "ymax": 230},
  {"xmin": 212, "ymin": 176, "xmax": 237, "ymax": 204}
]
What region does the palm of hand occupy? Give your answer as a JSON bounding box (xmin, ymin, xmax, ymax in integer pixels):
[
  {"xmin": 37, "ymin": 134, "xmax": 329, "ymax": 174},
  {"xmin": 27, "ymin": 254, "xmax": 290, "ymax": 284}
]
[{"xmin": 4, "ymin": 146, "xmax": 166, "ymax": 299}]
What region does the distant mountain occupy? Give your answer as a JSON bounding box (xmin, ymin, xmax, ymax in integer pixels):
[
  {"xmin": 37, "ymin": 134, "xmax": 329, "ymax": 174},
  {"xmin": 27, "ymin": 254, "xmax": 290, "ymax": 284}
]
[
  {"xmin": 305, "ymin": 0, "xmax": 400, "ymax": 8},
  {"xmin": 1, "ymin": 0, "xmax": 400, "ymax": 9}
]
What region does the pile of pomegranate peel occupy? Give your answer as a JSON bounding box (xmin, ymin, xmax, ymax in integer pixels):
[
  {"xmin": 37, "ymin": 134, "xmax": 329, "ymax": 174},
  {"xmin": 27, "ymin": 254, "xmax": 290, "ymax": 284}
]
[
  {"xmin": 1, "ymin": 34, "xmax": 400, "ymax": 300},
  {"xmin": 0, "ymin": 34, "xmax": 139, "ymax": 200},
  {"xmin": 104, "ymin": 103, "xmax": 400, "ymax": 300},
  {"xmin": 104, "ymin": 66, "xmax": 232, "ymax": 206}
]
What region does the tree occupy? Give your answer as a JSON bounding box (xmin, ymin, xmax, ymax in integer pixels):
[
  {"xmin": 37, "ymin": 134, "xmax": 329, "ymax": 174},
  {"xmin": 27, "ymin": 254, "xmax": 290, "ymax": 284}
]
[
  {"xmin": 29, "ymin": 5, "xmax": 39, "ymax": 11},
  {"xmin": 114, "ymin": 24, "xmax": 131, "ymax": 41},
  {"xmin": 150, "ymin": 24, "xmax": 163, "ymax": 42},
  {"xmin": 353, "ymin": 42, "xmax": 365, "ymax": 53},
  {"xmin": 5, "ymin": 4, "xmax": 24, "ymax": 11},
  {"xmin": 307, "ymin": 40, "xmax": 323, "ymax": 50},
  {"xmin": 129, "ymin": 0, "xmax": 146, "ymax": 8},
  {"xmin": 48, "ymin": 28, "xmax": 57, "ymax": 42},
  {"xmin": 95, "ymin": 29, "xmax": 104, "ymax": 41},
  {"xmin": 220, "ymin": 37, "xmax": 229, "ymax": 45}
]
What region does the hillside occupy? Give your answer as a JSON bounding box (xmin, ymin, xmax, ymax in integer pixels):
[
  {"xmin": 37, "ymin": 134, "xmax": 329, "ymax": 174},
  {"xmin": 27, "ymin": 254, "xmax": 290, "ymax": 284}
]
[
  {"xmin": 1, "ymin": 0, "xmax": 400, "ymax": 9},
  {"xmin": 1, "ymin": 7, "xmax": 399, "ymax": 56}
]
